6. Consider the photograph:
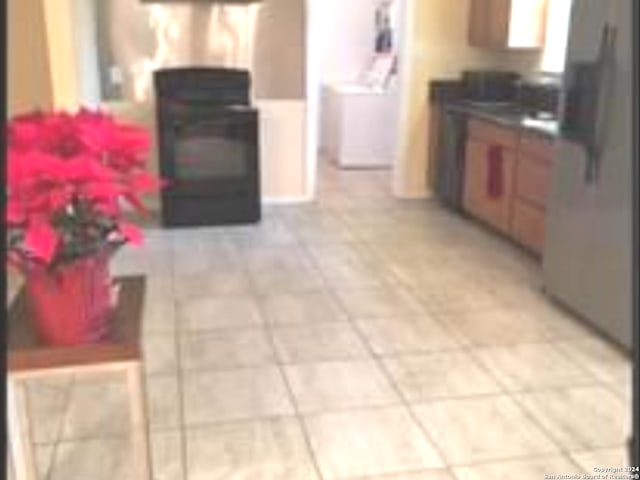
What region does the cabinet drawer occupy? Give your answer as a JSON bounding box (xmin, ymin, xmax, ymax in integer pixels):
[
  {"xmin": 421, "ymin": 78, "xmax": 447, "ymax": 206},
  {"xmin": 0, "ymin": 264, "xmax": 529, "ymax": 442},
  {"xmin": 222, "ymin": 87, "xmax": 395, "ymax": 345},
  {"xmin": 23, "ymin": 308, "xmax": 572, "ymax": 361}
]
[
  {"xmin": 511, "ymin": 200, "xmax": 546, "ymax": 254},
  {"xmin": 468, "ymin": 118, "xmax": 518, "ymax": 149},
  {"xmin": 515, "ymin": 154, "xmax": 552, "ymax": 207},
  {"xmin": 519, "ymin": 131, "xmax": 555, "ymax": 161}
]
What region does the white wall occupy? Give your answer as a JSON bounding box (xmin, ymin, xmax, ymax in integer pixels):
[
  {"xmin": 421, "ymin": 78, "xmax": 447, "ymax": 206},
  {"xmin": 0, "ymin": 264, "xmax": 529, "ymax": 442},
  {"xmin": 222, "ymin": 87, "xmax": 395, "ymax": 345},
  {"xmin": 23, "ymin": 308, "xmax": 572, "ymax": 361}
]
[
  {"xmin": 310, "ymin": 0, "xmax": 405, "ymax": 156},
  {"xmin": 314, "ymin": 0, "xmax": 377, "ymax": 153},
  {"xmin": 314, "ymin": 0, "xmax": 379, "ymax": 85},
  {"xmin": 541, "ymin": 0, "xmax": 573, "ymax": 73}
]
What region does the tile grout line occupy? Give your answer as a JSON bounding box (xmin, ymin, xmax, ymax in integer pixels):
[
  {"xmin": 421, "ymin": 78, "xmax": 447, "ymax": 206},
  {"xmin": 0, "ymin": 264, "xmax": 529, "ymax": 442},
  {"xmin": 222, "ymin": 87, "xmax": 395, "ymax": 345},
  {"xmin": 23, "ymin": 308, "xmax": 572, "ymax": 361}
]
[
  {"xmin": 253, "ymin": 214, "xmax": 331, "ymax": 480},
  {"xmin": 505, "ymin": 386, "xmax": 621, "ymax": 473},
  {"xmin": 133, "ymin": 172, "xmax": 630, "ymax": 478},
  {"xmin": 296, "ymin": 233, "xmax": 455, "ymax": 474},
  {"xmin": 41, "ymin": 374, "xmax": 77, "ymax": 480},
  {"xmin": 459, "ymin": 326, "xmax": 631, "ymax": 466},
  {"xmin": 296, "ymin": 217, "xmax": 609, "ymax": 472},
  {"xmin": 167, "ymin": 240, "xmax": 189, "ymax": 480}
]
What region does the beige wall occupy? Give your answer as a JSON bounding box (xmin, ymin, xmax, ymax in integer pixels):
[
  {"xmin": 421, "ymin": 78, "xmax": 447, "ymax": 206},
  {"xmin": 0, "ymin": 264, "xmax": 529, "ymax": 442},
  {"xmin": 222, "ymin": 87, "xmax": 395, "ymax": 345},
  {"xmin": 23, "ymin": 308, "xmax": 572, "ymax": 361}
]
[
  {"xmin": 98, "ymin": 0, "xmax": 305, "ymax": 102},
  {"xmin": 42, "ymin": 0, "xmax": 80, "ymax": 109},
  {"xmin": 395, "ymin": 0, "xmax": 542, "ymax": 197},
  {"xmin": 8, "ymin": 0, "xmax": 83, "ymax": 114},
  {"xmin": 103, "ymin": 99, "xmax": 307, "ymax": 204},
  {"xmin": 13, "ymin": 0, "xmax": 309, "ymax": 202},
  {"xmin": 253, "ymin": 0, "xmax": 306, "ymax": 99},
  {"xmin": 8, "ymin": 0, "xmax": 54, "ymax": 115}
]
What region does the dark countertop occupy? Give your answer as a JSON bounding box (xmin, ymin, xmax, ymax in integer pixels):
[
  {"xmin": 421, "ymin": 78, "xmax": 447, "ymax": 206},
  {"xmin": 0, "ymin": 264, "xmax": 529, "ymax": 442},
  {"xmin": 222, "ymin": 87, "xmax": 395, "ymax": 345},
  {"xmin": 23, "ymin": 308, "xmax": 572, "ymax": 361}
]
[
  {"xmin": 443, "ymin": 100, "xmax": 560, "ymax": 139},
  {"xmin": 444, "ymin": 101, "xmax": 560, "ymax": 138}
]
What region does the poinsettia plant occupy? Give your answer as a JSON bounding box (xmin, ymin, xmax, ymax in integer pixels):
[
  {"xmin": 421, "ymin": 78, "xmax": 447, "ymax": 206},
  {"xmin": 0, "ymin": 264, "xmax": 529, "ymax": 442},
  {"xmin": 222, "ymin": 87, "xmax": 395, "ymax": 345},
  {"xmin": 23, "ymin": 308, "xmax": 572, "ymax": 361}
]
[{"xmin": 6, "ymin": 108, "xmax": 163, "ymax": 273}]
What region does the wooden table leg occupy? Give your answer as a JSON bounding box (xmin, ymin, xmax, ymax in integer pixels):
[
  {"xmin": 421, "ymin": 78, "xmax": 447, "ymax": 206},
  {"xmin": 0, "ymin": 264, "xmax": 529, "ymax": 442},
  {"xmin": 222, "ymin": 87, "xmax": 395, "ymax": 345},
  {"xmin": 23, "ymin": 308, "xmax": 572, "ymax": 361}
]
[
  {"xmin": 125, "ymin": 362, "xmax": 152, "ymax": 480},
  {"xmin": 7, "ymin": 377, "xmax": 38, "ymax": 480}
]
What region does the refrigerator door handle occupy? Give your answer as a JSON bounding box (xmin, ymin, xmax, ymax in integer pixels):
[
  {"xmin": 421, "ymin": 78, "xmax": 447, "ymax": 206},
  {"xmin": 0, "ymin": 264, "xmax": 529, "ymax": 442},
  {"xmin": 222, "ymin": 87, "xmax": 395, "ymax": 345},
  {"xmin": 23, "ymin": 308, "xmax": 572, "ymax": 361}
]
[{"xmin": 586, "ymin": 23, "xmax": 618, "ymax": 183}]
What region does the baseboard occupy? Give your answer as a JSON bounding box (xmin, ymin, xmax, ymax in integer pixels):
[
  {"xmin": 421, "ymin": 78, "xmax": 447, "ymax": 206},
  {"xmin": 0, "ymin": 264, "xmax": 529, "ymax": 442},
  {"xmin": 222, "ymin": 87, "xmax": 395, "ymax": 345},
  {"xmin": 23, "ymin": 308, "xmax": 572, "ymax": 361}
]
[
  {"xmin": 392, "ymin": 191, "xmax": 432, "ymax": 200},
  {"xmin": 261, "ymin": 194, "xmax": 314, "ymax": 204}
]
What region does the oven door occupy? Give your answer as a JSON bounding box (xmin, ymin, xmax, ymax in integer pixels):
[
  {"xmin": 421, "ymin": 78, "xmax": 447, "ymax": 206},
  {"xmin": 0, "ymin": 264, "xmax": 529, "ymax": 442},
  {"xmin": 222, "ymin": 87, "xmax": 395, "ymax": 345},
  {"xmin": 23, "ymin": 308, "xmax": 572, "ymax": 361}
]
[{"xmin": 159, "ymin": 106, "xmax": 259, "ymax": 198}]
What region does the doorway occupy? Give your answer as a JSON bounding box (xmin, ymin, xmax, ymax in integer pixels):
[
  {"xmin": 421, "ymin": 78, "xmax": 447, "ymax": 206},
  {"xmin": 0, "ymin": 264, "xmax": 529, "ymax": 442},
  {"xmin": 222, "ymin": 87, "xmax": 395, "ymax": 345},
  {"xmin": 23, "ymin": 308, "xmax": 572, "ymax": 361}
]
[{"xmin": 306, "ymin": 0, "xmax": 408, "ymax": 203}]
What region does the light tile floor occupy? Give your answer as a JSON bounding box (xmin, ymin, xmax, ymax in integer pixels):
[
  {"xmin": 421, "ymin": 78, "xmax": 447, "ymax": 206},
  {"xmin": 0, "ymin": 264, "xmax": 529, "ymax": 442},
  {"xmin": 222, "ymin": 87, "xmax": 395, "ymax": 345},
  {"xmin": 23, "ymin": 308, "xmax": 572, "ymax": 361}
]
[{"xmin": 9, "ymin": 159, "xmax": 632, "ymax": 479}]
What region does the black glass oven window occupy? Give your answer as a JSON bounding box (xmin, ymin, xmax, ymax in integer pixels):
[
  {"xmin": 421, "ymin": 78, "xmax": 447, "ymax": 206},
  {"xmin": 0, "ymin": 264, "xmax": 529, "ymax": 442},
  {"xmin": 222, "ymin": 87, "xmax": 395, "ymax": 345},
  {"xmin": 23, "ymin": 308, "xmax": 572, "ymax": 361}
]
[{"xmin": 173, "ymin": 118, "xmax": 247, "ymax": 180}]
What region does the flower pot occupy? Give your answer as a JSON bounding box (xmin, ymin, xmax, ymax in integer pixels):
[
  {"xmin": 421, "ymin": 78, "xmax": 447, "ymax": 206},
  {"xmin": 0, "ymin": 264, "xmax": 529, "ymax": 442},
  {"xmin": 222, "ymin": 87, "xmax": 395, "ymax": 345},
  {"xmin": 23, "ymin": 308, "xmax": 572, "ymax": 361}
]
[{"xmin": 25, "ymin": 249, "xmax": 114, "ymax": 346}]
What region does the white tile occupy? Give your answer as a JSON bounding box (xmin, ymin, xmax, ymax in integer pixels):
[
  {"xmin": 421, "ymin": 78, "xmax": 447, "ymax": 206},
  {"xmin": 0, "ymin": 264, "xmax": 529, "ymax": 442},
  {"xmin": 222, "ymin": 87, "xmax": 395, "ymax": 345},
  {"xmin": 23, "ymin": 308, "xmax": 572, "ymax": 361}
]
[
  {"xmin": 185, "ymin": 418, "xmax": 319, "ymax": 480},
  {"xmin": 25, "ymin": 376, "xmax": 73, "ymax": 444},
  {"xmin": 284, "ymin": 360, "xmax": 400, "ymax": 413},
  {"xmin": 48, "ymin": 437, "xmax": 134, "ymax": 480},
  {"xmin": 182, "ymin": 367, "xmax": 294, "ymax": 425},
  {"xmin": 569, "ymin": 447, "xmax": 631, "ymax": 472},
  {"xmin": 362, "ymin": 471, "xmax": 456, "ymax": 480},
  {"xmin": 180, "ymin": 327, "xmax": 276, "ymax": 371},
  {"xmin": 143, "ymin": 277, "xmax": 176, "ymax": 334},
  {"xmin": 335, "ymin": 287, "xmax": 424, "ymax": 318},
  {"xmin": 556, "ymin": 337, "xmax": 632, "ymax": 385},
  {"xmin": 244, "ymin": 245, "xmax": 315, "ymax": 271},
  {"xmin": 143, "ymin": 335, "xmax": 178, "ymax": 376},
  {"xmin": 382, "ymin": 351, "xmax": 502, "ymax": 402},
  {"xmin": 471, "ymin": 343, "xmax": 599, "ymax": 391},
  {"xmin": 412, "ymin": 282, "xmax": 503, "ymax": 315},
  {"xmin": 441, "ymin": 309, "xmax": 564, "ymax": 347},
  {"xmin": 173, "ymin": 270, "xmax": 252, "ymax": 299},
  {"xmin": 271, "ymin": 322, "xmax": 370, "ymax": 363},
  {"xmin": 413, "ymin": 395, "xmax": 559, "ymax": 465},
  {"xmin": 35, "ymin": 444, "xmax": 56, "ymax": 480},
  {"xmin": 452, "ymin": 456, "xmax": 584, "ymax": 480},
  {"xmin": 178, "ymin": 295, "xmax": 264, "ymax": 331},
  {"xmin": 250, "ymin": 266, "xmax": 326, "ymax": 294},
  {"xmin": 61, "ymin": 381, "xmax": 129, "ymax": 440},
  {"xmin": 304, "ymin": 407, "xmax": 444, "ymax": 479},
  {"xmin": 355, "ymin": 316, "xmax": 459, "ymax": 355},
  {"xmin": 151, "ymin": 430, "xmax": 185, "ymax": 480},
  {"xmin": 261, "ymin": 291, "xmax": 347, "ymax": 325},
  {"xmin": 227, "ymin": 219, "xmax": 298, "ymax": 247},
  {"xmin": 514, "ymin": 386, "xmax": 631, "ymax": 451},
  {"xmin": 147, "ymin": 375, "xmax": 181, "ymax": 431}
]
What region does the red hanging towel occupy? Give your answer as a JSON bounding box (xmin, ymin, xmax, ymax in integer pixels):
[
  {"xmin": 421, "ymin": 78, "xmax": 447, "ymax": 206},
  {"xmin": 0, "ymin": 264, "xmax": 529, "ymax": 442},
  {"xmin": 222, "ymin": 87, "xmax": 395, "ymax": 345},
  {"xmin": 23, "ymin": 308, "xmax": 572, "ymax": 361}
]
[{"xmin": 487, "ymin": 144, "xmax": 504, "ymax": 198}]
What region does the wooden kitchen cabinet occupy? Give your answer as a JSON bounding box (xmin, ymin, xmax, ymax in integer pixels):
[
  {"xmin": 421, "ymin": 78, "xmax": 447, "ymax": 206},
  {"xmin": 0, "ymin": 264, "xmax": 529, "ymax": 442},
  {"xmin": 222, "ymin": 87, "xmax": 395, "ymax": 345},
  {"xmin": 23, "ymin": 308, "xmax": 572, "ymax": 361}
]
[
  {"xmin": 468, "ymin": 118, "xmax": 518, "ymax": 148},
  {"xmin": 511, "ymin": 199, "xmax": 546, "ymax": 253},
  {"xmin": 511, "ymin": 132, "xmax": 555, "ymax": 254},
  {"xmin": 468, "ymin": 0, "xmax": 549, "ymax": 49},
  {"xmin": 463, "ymin": 119, "xmax": 556, "ymax": 256},
  {"xmin": 427, "ymin": 104, "xmax": 442, "ymax": 191},
  {"xmin": 514, "ymin": 153, "xmax": 552, "ymax": 207},
  {"xmin": 463, "ymin": 137, "xmax": 516, "ymax": 235}
]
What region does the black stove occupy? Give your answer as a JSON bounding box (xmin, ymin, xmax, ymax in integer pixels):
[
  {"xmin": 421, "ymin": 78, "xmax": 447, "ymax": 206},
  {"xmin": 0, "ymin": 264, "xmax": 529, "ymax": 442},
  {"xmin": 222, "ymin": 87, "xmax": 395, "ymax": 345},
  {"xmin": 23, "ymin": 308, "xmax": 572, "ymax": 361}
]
[{"xmin": 154, "ymin": 68, "xmax": 261, "ymax": 227}]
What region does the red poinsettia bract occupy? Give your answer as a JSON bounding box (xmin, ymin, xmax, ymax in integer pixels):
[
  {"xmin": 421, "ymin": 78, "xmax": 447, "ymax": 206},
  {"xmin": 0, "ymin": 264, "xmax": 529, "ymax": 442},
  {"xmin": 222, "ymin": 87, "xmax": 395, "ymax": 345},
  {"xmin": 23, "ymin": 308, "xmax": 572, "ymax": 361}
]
[{"xmin": 7, "ymin": 108, "xmax": 163, "ymax": 272}]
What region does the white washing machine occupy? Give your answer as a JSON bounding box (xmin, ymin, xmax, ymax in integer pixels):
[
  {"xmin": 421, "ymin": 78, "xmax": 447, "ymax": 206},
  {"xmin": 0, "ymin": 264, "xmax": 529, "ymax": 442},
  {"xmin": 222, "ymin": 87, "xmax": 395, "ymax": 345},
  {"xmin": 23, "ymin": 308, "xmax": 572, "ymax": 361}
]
[{"xmin": 321, "ymin": 82, "xmax": 398, "ymax": 169}]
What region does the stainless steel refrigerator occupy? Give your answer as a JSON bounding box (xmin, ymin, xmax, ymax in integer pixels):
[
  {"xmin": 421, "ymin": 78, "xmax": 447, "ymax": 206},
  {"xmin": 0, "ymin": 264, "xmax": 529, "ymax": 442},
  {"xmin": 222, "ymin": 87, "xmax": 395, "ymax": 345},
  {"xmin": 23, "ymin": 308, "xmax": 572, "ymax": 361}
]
[{"xmin": 542, "ymin": 0, "xmax": 633, "ymax": 351}]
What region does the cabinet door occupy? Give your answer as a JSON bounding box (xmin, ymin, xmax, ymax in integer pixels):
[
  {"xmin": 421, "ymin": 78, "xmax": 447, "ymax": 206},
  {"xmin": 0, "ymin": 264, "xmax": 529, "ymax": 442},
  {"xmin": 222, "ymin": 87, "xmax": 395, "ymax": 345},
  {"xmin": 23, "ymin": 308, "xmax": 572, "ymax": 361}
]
[
  {"xmin": 515, "ymin": 154, "xmax": 552, "ymax": 207},
  {"xmin": 463, "ymin": 138, "xmax": 487, "ymax": 218},
  {"xmin": 469, "ymin": 0, "xmax": 510, "ymax": 47},
  {"xmin": 511, "ymin": 199, "xmax": 546, "ymax": 254},
  {"xmin": 468, "ymin": 0, "xmax": 548, "ymax": 49},
  {"xmin": 464, "ymin": 138, "xmax": 516, "ymax": 233},
  {"xmin": 487, "ymin": 0, "xmax": 511, "ymax": 47},
  {"xmin": 468, "ymin": 0, "xmax": 490, "ymax": 46}
]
